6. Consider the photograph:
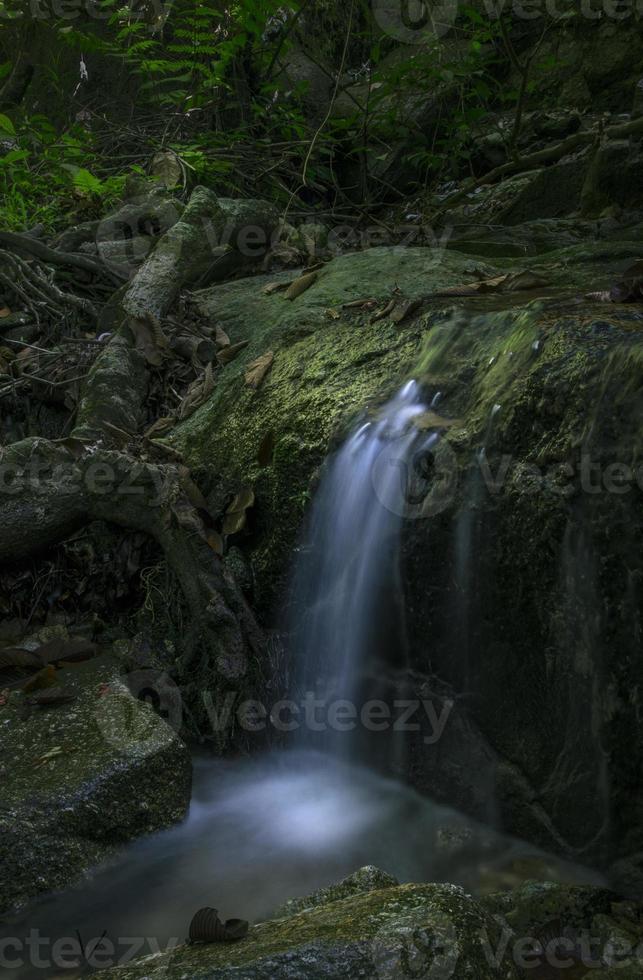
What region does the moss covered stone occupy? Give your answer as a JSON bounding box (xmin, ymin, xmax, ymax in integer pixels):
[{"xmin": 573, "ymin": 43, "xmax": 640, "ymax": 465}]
[
  {"xmin": 92, "ymin": 882, "xmax": 520, "ymax": 980},
  {"xmin": 0, "ymin": 655, "xmax": 191, "ymax": 916}
]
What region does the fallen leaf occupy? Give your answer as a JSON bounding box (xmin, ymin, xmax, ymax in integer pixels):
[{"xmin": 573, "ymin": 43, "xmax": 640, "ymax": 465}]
[
  {"xmin": 215, "ymin": 325, "xmax": 230, "ymax": 348},
  {"xmin": 217, "ymin": 341, "xmax": 249, "ymax": 366},
  {"xmin": 413, "ymin": 411, "xmax": 460, "ymax": 430},
  {"xmin": 371, "ymin": 298, "xmax": 397, "ymax": 323},
  {"xmin": 284, "ymin": 271, "xmax": 318, "ymax": 300},
  {"xmin": 0, "ymin": 688, "xmax": 9, "ymax": 706},
  {"xmin": 325, "ymin": 308, "xmax": 341, "ymax": 320},
  {"xmin": 245, "ymin": 351, "xmax": 274, "ymax": 390},
  {"xmin": 179, "ymin": 363, "xmax": 215, "ymax": 420},
  {"xmin": 23, "ymin": 665, "xmax": 57, "ymax": 693},
  {"xmin": 206, "ymin": 530, "xmax": 224, "ymax": 556},
  {"xmin": 223, "ymin": 487, "xmax": 255, "ymax": 535},
  {"xmin": 263, "ymin": 281, "xmax": 291, "ymax": 295},
  {"xmin": 143, "ymin": 416, "xmax": 175, "ymax": 440},
  {"xmin": 342, "ymin": 298, "xmax": 377, "ymax": 310},
  {"xmin": 390, "ymin": 298, "xmax": 422, "ymax": 324},
  {"xmin": 434, "ymin": 270, "xmax": 548, "ymax": 297},
  {"xmin": 128, "ymin": 314, "xmax": 169, "ymax": 367},
  {"xmin": 0, "ymin": 306, "xmax": 11, "ymax": 318}
]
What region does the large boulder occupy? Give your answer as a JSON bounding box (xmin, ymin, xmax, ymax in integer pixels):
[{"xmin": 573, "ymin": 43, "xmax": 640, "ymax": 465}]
[
  {"xmin": 168, "ymin": 241, "xmax": 643, "ymax": 883},
  {"xmin": 92, "ymin": 878, "xmax": 520, "ymax": 980},
  {"xmin": 0, "ymin": 654, "xmax": 191, "ymax": 916}
]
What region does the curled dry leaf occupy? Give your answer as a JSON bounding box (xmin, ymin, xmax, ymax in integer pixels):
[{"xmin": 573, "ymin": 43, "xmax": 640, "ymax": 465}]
[
  {"xmin": 223, "ymin": 487, "xmax": 255, "ymax": 536},
  {"xmin": 23, "ymin": 665, "xmax": 57, "ymax": 694},
  {"xmin": 206, "ymin": 530, "xmax": 224, "ymax": 556},
  {"xmin": 215, "ymin": 325, "xmax": 230, "ymax": 348},
  {"xmin": 0, "ymin": 306, "xmax": 11, "ymax": 318},
  {"xmin": 284, "ymin": 271, "xmax": 318, "ymax": 300},
  {"xmin": 144, "ymin": 416, "xmax": 175, "ymax": 440},
  {"xmin": 245, "ymin": 351, "xmax": 274, "ymax": 390},
  {"xmin": 434, "ymin": 270, "xmax": 548, "ymax": 297},
  {"xmin": 343, "ymin": 298, "xmax": 377, "ymax": 310},
  {"xmin": 263, "ymin": 281, "xmax": 290, "ymax": 295},
  {"xmin": 390, "ymin": 298, "xmax": 422, "ymax": 324},
  {"xmin": 217, "ymin": 340, "xmax": 249, "ymax": 366},
  {"xmin": 414, "ymin": 411, "xmax": 460, "ymax": 431},
  {"xmin": 371, "ymin": 298, "xmax": 397, "ymax": 323},
  {"xmin": 128, "ymin": 313, "xmax": 169, "ymax": 367},
  {"xmin": 179, "ymin": 363, "xmax": 215, "ymax": 420}
]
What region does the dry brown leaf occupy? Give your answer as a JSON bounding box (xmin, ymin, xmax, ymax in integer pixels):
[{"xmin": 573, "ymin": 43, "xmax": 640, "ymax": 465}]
[
  {"xmin": 390, "ymin": 298, "xmax": 422, "ymax": 324},
  {"xmin": 215, "ymin": 325, "xmax": 230, "ymax": 348},
  {"xmin": 179, "ymin": 363, "xmax": 215, "ymax": 420},
  {"xmin": 326, "ymin": 309, "xmax": 341, "ymax": 320},
  {"xmin": 343, "ymin": 298, "xmax": 377, "ymax": 310},
  {"xmin": 144, "ymin": 416, "xmax": 175, "ymax": 440},
  {"xmin": 217, "ymin": 341, "xmax": 249, "ymax": 366},
  {"xmin": 129, "ymin": 314, "xmax": 169, "ymax": 367},
  {"xmin": 284, "ymin": 271, "xmax": 318, "ymax": 300},
  {"xmin": 371, "ymin": 299, "xmax": 397, "ymax": 323},
  {"xmin": 435, "ymin": 270, "xmax": 548, "ymax": 297},
  {"xmin": 0, "ymin": 306, "xmax": 11, "ymax": 318},
  {"xmin": 245, "ymin": 351, "xmax": 274, "ymax": 390},
  {"xmin": 414, "ymin": 411, "xmax": 460, "ymax": 431},
  {"xmin": 23, "ymin": 665, "xmax": 57, "ymax": 693},
  {"xmin": 263, "ymin": 281, "xmax": 291, "ymax": 295},
  {"xmin": 223, "ymin": 487, "xmax": 255, "ymax": 535},
  {"xmin": 206, "ymin": 530, "xmax": 224, "ymax": 556}
]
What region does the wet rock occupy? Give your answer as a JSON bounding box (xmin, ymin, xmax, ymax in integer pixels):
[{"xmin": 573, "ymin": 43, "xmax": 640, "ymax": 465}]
[
  {"xmin": 0, "ymin": 656, "xmax": 191, "ymax": 916},
  {"xmin": 91, "ymin": 882, "xmax": 520, "ymax": 980},
  {"xmin": 275, "ymin": 865, "xmax": 399, "ymax": 918}
]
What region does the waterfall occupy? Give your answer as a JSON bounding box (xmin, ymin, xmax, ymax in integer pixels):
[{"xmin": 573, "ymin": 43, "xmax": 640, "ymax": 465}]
[{"xmin": 290, "ymin": 380, "xmax": 435, "ymax": 759}]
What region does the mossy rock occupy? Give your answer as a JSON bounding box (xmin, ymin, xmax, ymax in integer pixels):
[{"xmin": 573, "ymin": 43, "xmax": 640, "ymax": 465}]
[
  {"xmin": 92, "ymin": 882, "xmax": 520, "ymax": 980},
  {"xmin": 275, "ymin": 865, "xmax": 400, "ymax": 918},
  {"xmin": 0, "ymin": 656, "xmax": 191, "ymax": 916}
]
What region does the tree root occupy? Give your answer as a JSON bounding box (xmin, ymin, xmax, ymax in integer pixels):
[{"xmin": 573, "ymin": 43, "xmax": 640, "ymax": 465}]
[{"xmin": 0, "ymin": 186, "xmax": 282, "ymax": 735}]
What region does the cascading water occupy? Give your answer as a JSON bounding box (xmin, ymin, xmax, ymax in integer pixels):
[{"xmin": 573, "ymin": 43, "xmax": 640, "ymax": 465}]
[{"xmin": 289, "ymin": 380, "xmax": 437, "ymax": 759}]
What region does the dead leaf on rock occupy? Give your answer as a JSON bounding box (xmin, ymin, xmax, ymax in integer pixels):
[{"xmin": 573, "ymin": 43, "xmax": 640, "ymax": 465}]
[
  {"xmin": 597, "ymin": 260, "xmax": 643, "ymax": 303},
  {"xmin": 390, "ymin": 298, "xmax": 422, "ymax": 324},
  {"xmin": 371, "ymin": 299, "xmax": 397, "ymax": 323},
  {"xmin": 217, "ymin": 341, "xmax": 249, "ymax": 366},
  {"xmin": 179, "ymin": 363, "xmax": 215, "ymax": 420},
  {"xmin": 263, "ymin": 281, "xmax": 290, "ymax": 295},
  {"xmin": 245, "ymin": 351, "xmax": 274, "ymax": 390},
  {"xmin": 23, "ymin": 665, "xmax": 57, "ymax": 693},
  {"xmin": 342, "ymin": 298, "xmax": 377, "ymax": 310},
  {"xmin": 0, "ymin": 306, "xmax": 11, "ymax": 318},
  {"xmin": 414, "ymin": 411, "xmax": 460, "ymax": 431},
  {"xmin": 129, "ymin": 314, "xmax": 169, "ymax": 367},
  {"xmin": 284, "ymin": 271, "xmax": 318, "ymax": 300},
  {"xmin": 223, "ymin": 487, "xmax": 255, "ymax": 535},
  {"xmin": 215, "ymin": 325, "xmax": 230, "ymax": 348},
  {"xmin": 206, "ymin": 530, "xmax": 224, "ymax": 556},
  {"xmin": 144, "ymin": 416, "xmax": 175, "ymax": 440},
  {"xmin": 435, "ymin": 270, "xmax": 548, "ymax": 297}
]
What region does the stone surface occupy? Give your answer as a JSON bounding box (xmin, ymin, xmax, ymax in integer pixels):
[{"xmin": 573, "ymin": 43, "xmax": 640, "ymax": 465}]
[
  {"xmin": 92, "ymin": 881, "xmax": 519, "ymax": 980},
  {"xmin": 169, "ymin": 242, "xmax": 643, "ymax": 878},
  {"xmin": 0, "ymin": 655, "xmax": 191, "ymax": 916},
  {"xmin": 274, "ymin": 865, "xmax": 400, "ymax": 918}
]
